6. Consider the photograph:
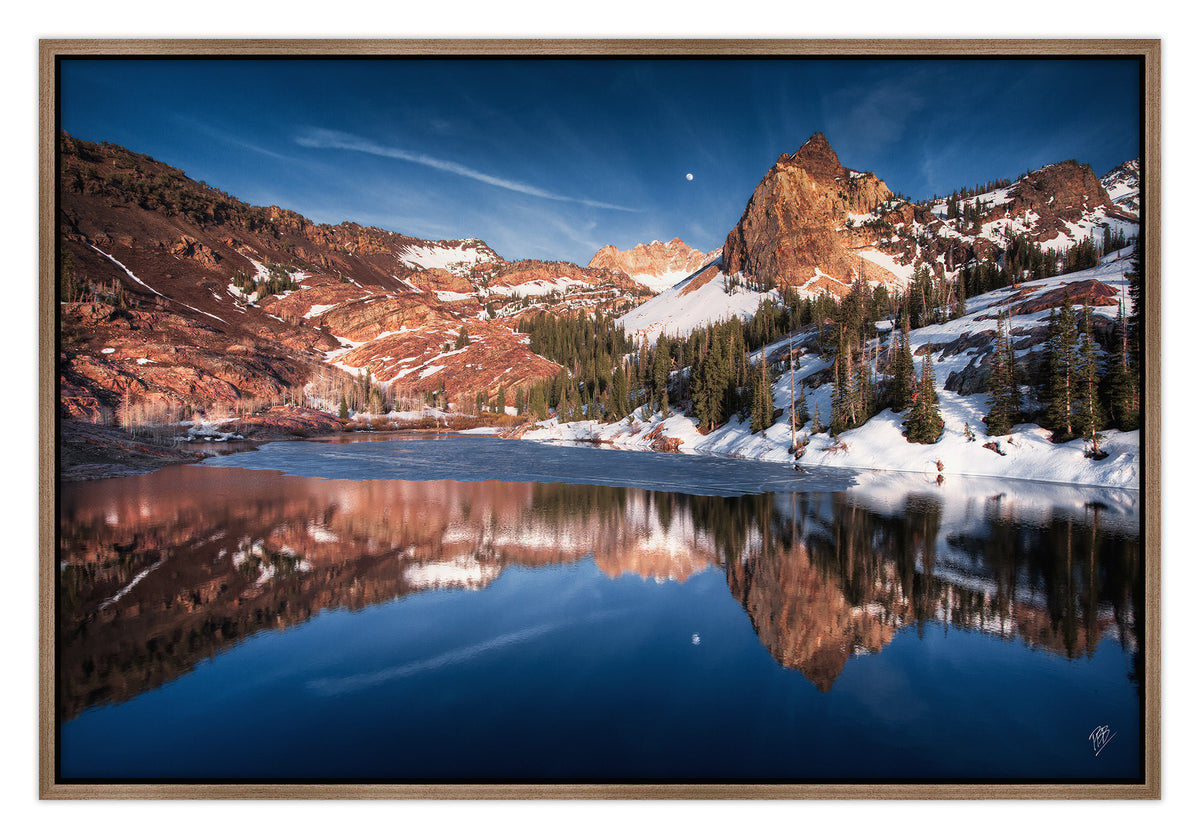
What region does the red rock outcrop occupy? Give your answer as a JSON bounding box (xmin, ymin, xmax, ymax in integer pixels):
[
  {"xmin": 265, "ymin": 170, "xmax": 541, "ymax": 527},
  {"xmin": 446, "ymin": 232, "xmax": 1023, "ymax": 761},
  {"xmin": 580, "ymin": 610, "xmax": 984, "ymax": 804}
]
[
  {"xmin": 489, "ymin": 259, "xmax": 645, "ymax": 293},
  {"xmin": 310, "ymin": 293, "xmax": 444, "ymax": 342},
  {"xmin": 1002, "ymin": 278, "xmax": 1120, "ymax": 317},
  {"xmin": 214, "ymin": 405, "xmax": 347, "ymax": 438},
  {"xmin": 336, "ymin": 321, "xmax": 561, "ymax": 400},
  {"xmin": 722, "ymin": 132, "xmax": 894, "ymax": 289},
  {"xmin": 169, "ymin": 234, "xmax": 222, "ymax": 268},
  {"xmin": 982, "ymin": 160, "xmax": 1134, "ymax": 243}
]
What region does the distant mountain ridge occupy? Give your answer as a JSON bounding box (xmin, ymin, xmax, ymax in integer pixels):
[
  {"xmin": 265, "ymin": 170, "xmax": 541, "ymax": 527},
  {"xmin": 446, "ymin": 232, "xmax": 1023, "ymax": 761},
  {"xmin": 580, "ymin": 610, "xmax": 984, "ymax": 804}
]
[{"xmin": 588, "ymin": 237, "xmax": 721, "ymax": 292}]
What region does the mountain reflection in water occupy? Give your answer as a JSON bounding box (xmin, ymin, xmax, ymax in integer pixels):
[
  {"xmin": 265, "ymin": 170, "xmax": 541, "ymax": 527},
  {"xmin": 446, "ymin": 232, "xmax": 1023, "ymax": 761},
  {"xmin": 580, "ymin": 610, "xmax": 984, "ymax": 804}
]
[{"xmin": 57, "ymin": 456, "xmax": 1142, "ymax": 723}]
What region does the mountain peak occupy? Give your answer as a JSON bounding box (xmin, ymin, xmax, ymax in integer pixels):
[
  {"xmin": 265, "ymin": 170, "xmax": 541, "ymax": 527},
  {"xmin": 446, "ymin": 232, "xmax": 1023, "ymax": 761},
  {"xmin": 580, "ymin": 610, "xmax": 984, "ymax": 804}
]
[
  {"xmin": 778, "ymin": 132, "xmax": 844, "ymax": 180},
  {"xmin": 799, "ymin": 131, "xmax": 835, "ymax": 156},
  {"xmin": 724, "ymin": 132, "xmax": 893, "ymax": 288}
]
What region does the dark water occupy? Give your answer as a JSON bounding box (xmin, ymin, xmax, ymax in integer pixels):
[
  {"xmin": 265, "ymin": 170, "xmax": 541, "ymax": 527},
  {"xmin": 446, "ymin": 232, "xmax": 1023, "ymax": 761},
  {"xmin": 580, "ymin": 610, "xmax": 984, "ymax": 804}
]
[{"xmin": 56, "ymin": 435, "xmax": 1143, "ymax": 782}]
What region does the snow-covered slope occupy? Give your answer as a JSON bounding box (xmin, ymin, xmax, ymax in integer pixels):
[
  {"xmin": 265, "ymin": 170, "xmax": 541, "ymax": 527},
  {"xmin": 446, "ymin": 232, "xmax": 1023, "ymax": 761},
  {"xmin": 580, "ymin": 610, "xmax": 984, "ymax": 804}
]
[
  {"xmin": 616, "ymin": 260, "xmax": 778, "ymax": 343},
  {"xmin": 395, "ymin": 239, "xmax": 500, "ymax": 276},
  {"xmin": 627, "ymin": 266, "xmax": 715, "ymax": 294}
]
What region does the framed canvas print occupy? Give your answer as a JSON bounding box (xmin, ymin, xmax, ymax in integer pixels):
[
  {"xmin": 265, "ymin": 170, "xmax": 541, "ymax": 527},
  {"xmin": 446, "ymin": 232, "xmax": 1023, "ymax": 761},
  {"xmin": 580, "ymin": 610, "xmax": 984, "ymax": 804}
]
[{"xmin": 38, "ymin": 39, "xmax": 1160, "ymax": 799}]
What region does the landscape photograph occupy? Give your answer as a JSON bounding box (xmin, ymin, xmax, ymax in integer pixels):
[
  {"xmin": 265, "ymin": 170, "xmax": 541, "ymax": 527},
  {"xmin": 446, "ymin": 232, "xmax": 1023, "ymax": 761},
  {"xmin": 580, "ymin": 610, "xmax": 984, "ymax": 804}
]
[{"xmin": 41, "ymin": 44, "xmax": 1157, "ymax": 794}]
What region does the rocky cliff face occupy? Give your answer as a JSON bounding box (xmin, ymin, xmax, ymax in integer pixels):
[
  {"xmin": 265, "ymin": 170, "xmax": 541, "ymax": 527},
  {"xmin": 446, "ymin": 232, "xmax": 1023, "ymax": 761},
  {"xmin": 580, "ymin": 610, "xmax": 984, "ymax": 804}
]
[
  {"xmin": 979, "ymin": 160, "xmax": 1133, "ymax": 243},
  {"xmin": 621, "ymin": 135, "xmax": 1141, "ymax": 350},
  {"xmin": 722, "ymin": 132, "xmax": 895, "ymax": 290}
]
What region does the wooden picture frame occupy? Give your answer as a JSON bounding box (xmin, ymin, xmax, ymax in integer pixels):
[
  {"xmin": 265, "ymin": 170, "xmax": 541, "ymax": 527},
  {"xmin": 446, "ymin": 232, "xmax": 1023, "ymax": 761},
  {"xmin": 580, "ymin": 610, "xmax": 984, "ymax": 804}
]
[{"xmin": 38, "ymin": 38, "xmax": 1161, "ymax": 800}]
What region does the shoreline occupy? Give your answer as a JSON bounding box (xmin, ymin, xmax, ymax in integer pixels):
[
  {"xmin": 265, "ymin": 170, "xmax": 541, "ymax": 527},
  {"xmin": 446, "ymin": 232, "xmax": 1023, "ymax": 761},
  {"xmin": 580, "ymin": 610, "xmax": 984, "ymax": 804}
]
[{"xmin": 516, "ymin": 409, "xmax": 1141, "ymax": 491}]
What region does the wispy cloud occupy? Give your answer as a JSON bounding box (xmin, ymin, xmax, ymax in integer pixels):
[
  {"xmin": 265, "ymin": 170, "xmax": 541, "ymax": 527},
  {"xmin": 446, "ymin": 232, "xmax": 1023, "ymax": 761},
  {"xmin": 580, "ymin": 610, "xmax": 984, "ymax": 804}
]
[
  {"xmin": 294, "ymin": 128, "xmax": 638, "ymax": 212},
  {"xmin": 174, "ymin": 115, "xmax": 309, "ymax": 166},
  {"xmin": 822, "ymin": 76, "xmax": 929, "ymax": 161}
]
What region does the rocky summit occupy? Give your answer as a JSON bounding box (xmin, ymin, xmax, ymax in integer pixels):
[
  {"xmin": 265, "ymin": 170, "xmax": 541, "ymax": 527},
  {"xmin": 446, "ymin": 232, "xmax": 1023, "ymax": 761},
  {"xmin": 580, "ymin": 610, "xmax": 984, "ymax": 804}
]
[{"xmin": 722, "ymin": 132, "xmax": 898, "ymax": 293}]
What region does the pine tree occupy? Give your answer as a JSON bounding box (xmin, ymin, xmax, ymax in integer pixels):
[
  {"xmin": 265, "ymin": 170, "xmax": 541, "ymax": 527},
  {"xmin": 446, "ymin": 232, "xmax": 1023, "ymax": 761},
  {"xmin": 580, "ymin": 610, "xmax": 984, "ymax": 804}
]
[
  {"xmin": 691, "ymin": 337, "xmax": 712, "ymax": 430},
  {"xmin": 952, "ymin": 272, "xmax": 968, "ymax": 318},
  {"xmin": 1075, "ymin": 304, "xmax": 1104, "ymax": 456},
  {"xmin": 564, "ymin": 384, "xmax": 581, "ymax": 422},
  {"xmin": 693, "ymin": 324, "xmax": 736, "ymax": 431},
  {"xmin": 984, "ymin": 310, "xmax": 1016, "ymax": 435},
  {"xmin": 788, "ymin": 341, "xmax": 797, "ymax": 447},
  {"xmin": 830, "ymin": 337, "xmax": 852, "ymax": 436},
  {"xmin": 795, "ymin": 379, "xmax": 810, "ymax": 427},
  {"xmin": 904, "ymin": 348, "xmax": 943, "ymax": 444},
  {"xmin": 854, "ymin": 340, "xmax": 876, "ymax": 425},
  {"xmin": 1043, "ymin": 304, "xmax": 1078, "ymax": 440},
  {"xmin": 1126, "ymin": 243, "xmax": 1144, "ymax": 378},
  {"xmin": 1004, "ymin": 308, "xmax": 1022, "ymax": 418},
  {"xmin": 911, "ymin": 262, "xmax": 937, "ymax": 327},
  {"xmin": 751, "ymin": 358, "xmax": 774, "ymax": 434},
  {"xmin": 652, "ymin": 333, "xmax": 671, "ymax": 416},
  {"xmin": 885, "ymin": 312, "xmax": 916, "ymax": 412},
  {"xmin": 553, "ymin": 367, "xmax": 570, "ymax": 411},
  {"xmin": 1105, "ymin": 298, "xmax": 1140, "ymax": 430},
  {"xmin": 609, "ymin": 363, "xmax": 629, "ymax": 419},
  {"xmin": 529, "ymin": 382, "xmax": 548, "ymax": 421}
]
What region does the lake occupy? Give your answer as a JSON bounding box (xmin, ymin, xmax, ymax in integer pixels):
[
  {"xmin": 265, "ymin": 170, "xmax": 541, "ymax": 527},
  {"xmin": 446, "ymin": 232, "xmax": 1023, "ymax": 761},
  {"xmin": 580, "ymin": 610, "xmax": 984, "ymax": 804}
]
[{"xmin": 56, "ymin": 434, "xmax": 1144, "ymax": 782}]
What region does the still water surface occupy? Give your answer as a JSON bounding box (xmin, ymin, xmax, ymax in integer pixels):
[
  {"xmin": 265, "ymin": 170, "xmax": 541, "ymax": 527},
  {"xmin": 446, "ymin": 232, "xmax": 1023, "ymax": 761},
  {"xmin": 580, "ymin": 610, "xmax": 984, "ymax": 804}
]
[{"xmin": 57, "ymin": 435, "xmax": 1143, "ymax": 781}]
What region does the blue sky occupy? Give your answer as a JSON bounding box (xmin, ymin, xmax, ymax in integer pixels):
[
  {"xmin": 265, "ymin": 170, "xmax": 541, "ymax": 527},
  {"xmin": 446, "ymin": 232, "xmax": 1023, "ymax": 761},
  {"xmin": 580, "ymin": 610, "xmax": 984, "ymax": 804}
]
[{"xmin": 59, "ymin": 57, "xmax": 1142, "ymax": 264}]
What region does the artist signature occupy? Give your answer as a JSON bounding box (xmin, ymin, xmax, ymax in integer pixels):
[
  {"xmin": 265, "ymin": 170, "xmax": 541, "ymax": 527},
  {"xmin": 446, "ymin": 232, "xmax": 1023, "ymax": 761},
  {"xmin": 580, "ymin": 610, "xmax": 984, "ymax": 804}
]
[{"xmin": 1089, "ymin": 725, "xmax": 1115, "ymax": 756}]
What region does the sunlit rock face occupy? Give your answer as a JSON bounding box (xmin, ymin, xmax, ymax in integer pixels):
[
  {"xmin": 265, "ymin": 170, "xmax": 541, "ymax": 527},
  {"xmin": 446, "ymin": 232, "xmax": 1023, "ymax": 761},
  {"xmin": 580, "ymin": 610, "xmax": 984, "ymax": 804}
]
[{"xmin": 722, "ymin": 132, "xmax": 896, "ymax": 293}]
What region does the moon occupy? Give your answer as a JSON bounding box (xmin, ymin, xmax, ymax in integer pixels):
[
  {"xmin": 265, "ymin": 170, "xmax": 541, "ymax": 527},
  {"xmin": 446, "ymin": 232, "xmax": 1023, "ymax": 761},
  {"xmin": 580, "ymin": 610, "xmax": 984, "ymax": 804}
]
[{"xmin": 686, "ymin": 173, "xmax": 694, "ymax": 181}]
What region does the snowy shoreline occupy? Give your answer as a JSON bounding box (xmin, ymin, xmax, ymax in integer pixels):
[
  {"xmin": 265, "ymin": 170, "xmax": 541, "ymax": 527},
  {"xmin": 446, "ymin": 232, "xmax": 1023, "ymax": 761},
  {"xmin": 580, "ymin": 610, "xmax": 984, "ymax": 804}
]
[{"xmin": 516, "ymin": 411, "xmax": 1140, "ymax": 490}]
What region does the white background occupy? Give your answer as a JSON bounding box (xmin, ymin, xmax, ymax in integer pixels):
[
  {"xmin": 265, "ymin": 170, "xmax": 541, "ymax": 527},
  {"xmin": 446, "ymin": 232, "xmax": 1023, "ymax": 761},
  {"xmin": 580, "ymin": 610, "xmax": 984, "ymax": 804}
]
[{"xmin": 5, "ymin": 3, "xmax": 1196, "ymax": 835}]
